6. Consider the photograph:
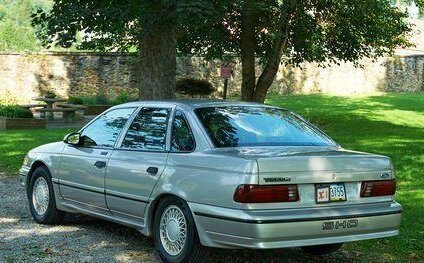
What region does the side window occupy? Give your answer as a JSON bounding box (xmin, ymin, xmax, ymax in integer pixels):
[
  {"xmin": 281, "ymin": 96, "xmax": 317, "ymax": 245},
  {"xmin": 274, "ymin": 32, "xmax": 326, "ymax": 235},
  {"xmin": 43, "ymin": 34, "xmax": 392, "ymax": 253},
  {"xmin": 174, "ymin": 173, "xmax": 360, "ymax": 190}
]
[
  {"xmin": 121, "ymin": 108, "xmax": 171, "ymax": 151},
  {"xmin": 171, "ymin": 111, "xmax": 195, "ymax": 152},
  {"xmin": 81, "ymin": 108, "xmax": 135, "ymax": 148}
]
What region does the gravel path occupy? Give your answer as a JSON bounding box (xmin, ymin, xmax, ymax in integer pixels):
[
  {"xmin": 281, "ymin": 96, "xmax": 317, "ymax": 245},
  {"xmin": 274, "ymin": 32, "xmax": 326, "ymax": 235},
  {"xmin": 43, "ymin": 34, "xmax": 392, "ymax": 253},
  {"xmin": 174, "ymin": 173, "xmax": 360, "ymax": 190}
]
[{"xmin": 0, "ymin": 175, "xmax": 365, "ymax": 263}]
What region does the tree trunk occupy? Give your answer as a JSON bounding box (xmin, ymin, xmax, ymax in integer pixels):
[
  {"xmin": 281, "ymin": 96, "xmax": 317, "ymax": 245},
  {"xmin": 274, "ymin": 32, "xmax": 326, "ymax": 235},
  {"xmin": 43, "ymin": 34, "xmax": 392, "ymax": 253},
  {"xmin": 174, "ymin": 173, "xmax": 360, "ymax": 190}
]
[
  {"xmin": 138, "ymin": 22, "xmax": 177, "ymax": 100},
  {"xmin": 252, "ymin": 34, "xmax": 288, "ymax": 103},
  {"xmin": 240, "ymin": 3, "xmax": 257, "ymax": 101}
]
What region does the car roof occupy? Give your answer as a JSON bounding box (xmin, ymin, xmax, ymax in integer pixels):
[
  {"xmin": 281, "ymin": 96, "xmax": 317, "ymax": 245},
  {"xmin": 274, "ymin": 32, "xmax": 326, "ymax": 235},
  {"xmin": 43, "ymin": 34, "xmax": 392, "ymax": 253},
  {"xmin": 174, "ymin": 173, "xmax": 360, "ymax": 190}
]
[{"xmin": 112, "ymin": 99, "xmax": 281, "ymax": 111}]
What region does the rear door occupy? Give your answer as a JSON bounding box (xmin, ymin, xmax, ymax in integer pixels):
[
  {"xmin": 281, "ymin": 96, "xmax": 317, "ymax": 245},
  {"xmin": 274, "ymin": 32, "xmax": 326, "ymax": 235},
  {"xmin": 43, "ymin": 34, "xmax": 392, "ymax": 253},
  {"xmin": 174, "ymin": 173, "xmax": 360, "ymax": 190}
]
[
  {"xmin": 57, "ymin": 107, "xmax": 136, "ymax": 213},
  {"xmin": 105, "ymin": 107, "xmax": 172, "ymax": 223}
]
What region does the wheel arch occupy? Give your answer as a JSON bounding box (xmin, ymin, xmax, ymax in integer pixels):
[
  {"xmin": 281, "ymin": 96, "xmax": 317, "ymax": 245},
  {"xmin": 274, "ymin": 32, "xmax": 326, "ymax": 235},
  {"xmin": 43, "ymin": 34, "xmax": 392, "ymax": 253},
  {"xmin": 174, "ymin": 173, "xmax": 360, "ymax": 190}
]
[
  {"xmin": 145, "ymin": 193, "xmax": 187, "ymax": 236},
  {"xmin": 26, "ymin": 160, "xmax": 49, "ymax": 187}
]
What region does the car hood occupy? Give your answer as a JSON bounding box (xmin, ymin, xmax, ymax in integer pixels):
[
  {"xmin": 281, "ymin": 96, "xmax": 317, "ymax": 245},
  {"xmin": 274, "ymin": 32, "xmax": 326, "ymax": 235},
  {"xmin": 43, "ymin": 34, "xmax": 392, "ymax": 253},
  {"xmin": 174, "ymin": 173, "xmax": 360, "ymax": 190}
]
[{"xmin": 30, "ymin": 141, "xmax": 65, "ymax": 154}]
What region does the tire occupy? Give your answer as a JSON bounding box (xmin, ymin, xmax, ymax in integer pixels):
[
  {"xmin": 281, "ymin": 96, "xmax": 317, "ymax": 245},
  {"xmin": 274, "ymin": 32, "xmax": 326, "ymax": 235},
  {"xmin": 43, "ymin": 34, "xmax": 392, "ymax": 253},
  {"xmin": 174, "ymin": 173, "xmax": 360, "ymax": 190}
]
[
  {"xmin": 301, "ymin": 243, "xmax": 343, "ymax": 256},
  {"xmin": 153, "ymin": 196, "xmax": 205, "ymax": 263},
  {"xmin": 27, "ymin": 166, "xmax": 65, "ymax": 224}
]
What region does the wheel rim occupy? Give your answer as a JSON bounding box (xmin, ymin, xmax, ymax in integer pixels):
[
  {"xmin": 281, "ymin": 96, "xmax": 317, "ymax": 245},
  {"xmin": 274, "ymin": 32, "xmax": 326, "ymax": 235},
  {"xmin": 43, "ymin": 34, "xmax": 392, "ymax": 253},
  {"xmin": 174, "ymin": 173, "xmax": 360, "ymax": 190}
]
[
  {"xmin": 32, "ymin": 177, "xmax": 49, "ymax": 216},
  {"xmin": 159, "ymin": 205, "xmax": 187, "ymax": 256}
]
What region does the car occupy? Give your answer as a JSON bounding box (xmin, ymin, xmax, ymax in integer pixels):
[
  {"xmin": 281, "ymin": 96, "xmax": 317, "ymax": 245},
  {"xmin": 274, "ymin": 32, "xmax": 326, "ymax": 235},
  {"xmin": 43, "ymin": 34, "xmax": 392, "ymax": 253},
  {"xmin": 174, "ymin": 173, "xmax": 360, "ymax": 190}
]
[{"xmin": 20, "ymin": 100, "xmax": 402, "ymax": 262}]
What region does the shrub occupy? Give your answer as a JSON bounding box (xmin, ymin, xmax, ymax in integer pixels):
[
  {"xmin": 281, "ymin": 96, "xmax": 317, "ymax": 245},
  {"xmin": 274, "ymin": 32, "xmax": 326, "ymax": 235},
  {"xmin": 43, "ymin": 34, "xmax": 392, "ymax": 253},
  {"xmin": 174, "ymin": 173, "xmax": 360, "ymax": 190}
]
[
  {"xmin": 113, "ymin": 91, "xmax": 137, "ymax": 105},
  {"xmin": 81, "ymin": 94, "xmax": 112, "ymax": 105},
  {"xmin": 68, "ymin": 96, "xmax": 84, "ymax": 105},
  {"xmin": 93, "ymin": 93, "xmax": 110, "ymax": 105},
  {"xmin": 176, "ymin": 79, "xmax": 215, "ymax": 98},
  {"xmin": 41, "ymin": 91, "xmax": 57, "ymax": 99},
  {"xmin": 0, "ymin": 105, "xmax": 33, "ymax": 118}
]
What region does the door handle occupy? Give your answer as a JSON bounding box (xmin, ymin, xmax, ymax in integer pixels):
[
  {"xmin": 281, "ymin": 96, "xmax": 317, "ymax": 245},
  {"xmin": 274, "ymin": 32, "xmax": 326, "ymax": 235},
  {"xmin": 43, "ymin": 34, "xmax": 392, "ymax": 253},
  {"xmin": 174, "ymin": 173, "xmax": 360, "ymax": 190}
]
[
  {"xmin": 94, "ymin": 161, "xmax": 106, "ymax": 169},
  {"xmin": 146, "ymin": 167, "xmax": 159, "ymax": 175}
]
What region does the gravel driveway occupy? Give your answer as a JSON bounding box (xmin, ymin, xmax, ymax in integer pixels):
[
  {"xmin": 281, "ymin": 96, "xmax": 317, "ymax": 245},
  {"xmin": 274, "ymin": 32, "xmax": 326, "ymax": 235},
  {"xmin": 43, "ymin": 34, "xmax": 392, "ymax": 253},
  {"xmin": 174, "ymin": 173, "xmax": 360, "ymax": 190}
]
[{"xmin": 0, "ymin": 174, "xmax": 367, "ymax": 263}]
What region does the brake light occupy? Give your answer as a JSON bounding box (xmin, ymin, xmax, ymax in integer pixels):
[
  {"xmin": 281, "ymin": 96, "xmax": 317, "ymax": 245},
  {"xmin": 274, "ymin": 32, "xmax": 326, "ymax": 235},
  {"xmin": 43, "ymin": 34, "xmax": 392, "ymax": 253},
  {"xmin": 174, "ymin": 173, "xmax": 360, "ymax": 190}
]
[
  {"xmin": 360, "ymin": 180, "xmax": 396, "ymax": 197},
  {"xmin": 234, "ymin": 184, "xmax": 299, "ymax": 203}
]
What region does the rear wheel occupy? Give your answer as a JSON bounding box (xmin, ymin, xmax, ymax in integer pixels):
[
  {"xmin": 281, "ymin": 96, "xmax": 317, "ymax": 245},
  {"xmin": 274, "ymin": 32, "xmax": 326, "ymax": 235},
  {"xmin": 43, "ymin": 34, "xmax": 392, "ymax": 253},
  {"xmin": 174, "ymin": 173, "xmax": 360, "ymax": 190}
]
[
  {"xmin": 301, "ymin": 243, "xmax": 343, "ymax": 255},
  {"xmin": 28, "ymin": 166, "xmax": 65, "ymax": 224},
  {"xmin": 153, "ymin": 196, "xmax": 205, "ymax": 263}
]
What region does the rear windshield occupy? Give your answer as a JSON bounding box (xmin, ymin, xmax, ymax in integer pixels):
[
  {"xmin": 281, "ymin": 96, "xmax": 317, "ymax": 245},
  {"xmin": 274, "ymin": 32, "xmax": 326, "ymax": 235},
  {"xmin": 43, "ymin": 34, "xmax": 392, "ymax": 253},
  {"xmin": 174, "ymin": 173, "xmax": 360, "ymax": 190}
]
[{"xmin": 195, "ymin": 106, "xmax": 335, "ymax": 147}]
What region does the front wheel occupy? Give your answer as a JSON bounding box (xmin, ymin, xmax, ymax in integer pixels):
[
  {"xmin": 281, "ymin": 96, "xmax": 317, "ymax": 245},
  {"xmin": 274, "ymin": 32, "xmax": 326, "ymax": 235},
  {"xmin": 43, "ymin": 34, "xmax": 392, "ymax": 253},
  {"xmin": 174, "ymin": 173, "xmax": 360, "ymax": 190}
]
[
  {"xmin": 153, "ymin": 197, "xmax": 205, "ymax": 263},
  {"xmin": 27, "ymin": 166, "xmax": 65, "ymax": 224},
  {"xmin": 301, "ymin": 243, "xmax": 343, "ymax": 255}
]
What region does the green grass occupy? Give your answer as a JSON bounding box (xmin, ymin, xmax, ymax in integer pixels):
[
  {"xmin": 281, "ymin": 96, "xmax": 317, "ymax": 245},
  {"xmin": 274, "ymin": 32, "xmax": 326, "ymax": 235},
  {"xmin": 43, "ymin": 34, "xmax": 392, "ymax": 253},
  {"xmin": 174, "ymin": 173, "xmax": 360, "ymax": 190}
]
[
  {"xmin": 0, "ymin": 93, "xmax": 423, "ymax": 260},
  {"xmin": 267, "ymin": 93, "xmax": 424, "ymax": 260},
  {"xmin": 0, "ymin": 129, "xmax": 72, "ymax": 173}
]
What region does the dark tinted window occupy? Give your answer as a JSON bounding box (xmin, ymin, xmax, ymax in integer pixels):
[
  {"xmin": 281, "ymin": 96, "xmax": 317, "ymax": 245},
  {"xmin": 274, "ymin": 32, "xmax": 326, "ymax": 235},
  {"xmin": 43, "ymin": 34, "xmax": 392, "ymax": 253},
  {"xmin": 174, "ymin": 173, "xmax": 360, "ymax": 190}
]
[
  {"xmin": 121, "ymin": 108, "xmax": 171, "ymax": 151},
  {"xmin": 195, "ymin": 106, "xmax": 335, "ymax": 147},
  {"xmin": 171, "ymin": 111, "xmax": 195, "ymax": 152},
  {"xmin": 81, "ymin": 108, "xmax": 135, "ymax": 147}
]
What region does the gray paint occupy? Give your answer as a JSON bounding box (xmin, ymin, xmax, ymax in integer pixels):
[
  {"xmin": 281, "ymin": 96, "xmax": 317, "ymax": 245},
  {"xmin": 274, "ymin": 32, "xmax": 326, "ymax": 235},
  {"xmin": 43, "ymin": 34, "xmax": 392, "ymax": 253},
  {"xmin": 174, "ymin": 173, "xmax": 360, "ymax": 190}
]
[{"xmin": 20, "ymin": 100, "xmax": 402, "ymax": 249}]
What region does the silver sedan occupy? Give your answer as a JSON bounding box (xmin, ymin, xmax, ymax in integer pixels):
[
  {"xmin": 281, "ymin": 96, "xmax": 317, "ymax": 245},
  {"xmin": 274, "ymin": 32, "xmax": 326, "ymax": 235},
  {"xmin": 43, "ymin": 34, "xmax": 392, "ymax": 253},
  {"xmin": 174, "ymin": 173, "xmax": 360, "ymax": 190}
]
[{"xmin": 20, "ymin": 100, "xmax": 402, "ymax": 262}]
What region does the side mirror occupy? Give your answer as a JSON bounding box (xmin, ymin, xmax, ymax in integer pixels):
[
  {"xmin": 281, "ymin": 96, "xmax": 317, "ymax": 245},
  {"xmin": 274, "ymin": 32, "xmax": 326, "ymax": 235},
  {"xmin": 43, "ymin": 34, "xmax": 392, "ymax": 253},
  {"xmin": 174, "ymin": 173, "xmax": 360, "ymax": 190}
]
[{"xmin": 63, "ymin": 132, "xmax": 81, "ymax": 146}]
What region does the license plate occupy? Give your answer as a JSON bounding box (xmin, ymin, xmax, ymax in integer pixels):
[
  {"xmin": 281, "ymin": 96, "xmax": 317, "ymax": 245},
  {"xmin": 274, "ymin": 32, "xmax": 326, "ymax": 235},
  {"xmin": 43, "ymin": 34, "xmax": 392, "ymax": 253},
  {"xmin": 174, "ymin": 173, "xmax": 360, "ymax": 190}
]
[{"xmin": 316, "ymin": 183, "xmax": 347, "ymax": 203}]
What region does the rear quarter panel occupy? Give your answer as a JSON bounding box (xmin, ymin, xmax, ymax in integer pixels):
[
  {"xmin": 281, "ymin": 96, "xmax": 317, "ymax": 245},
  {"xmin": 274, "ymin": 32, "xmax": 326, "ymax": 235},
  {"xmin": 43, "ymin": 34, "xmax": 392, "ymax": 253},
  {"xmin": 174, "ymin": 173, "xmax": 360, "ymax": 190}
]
[{"xmin": 150, "ymin": 151, "xmax": 258, "ymax": 209}]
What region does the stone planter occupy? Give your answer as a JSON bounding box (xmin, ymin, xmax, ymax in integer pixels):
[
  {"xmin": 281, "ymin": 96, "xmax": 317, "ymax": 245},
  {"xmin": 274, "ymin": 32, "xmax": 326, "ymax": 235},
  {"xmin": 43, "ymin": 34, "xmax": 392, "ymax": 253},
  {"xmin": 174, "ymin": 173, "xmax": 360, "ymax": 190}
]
[
  {"xmin": 0, "ymin": 117, "xmax": 46, "ymax": 130},
  {"xmin": 84, "ymin": 105, "xmax": 112, "ymax": 116}
]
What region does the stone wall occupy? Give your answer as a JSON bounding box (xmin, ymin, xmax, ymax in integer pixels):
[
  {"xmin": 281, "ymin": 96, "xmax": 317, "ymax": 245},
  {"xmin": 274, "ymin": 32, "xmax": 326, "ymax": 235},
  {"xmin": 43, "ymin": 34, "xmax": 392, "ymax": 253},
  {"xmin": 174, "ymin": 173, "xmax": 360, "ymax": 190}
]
[{"xmin": 0, "ymin": 52, "xmax": 423, "ymax": 104}]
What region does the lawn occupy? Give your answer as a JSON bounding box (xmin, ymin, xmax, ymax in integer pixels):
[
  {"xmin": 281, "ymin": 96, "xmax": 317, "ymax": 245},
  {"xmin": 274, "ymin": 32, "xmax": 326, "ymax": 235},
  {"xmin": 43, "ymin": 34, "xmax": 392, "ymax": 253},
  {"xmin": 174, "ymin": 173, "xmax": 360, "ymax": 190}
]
[{"xmin": 0, "ymin": 93, "xmax": 423, "ymax": 260}]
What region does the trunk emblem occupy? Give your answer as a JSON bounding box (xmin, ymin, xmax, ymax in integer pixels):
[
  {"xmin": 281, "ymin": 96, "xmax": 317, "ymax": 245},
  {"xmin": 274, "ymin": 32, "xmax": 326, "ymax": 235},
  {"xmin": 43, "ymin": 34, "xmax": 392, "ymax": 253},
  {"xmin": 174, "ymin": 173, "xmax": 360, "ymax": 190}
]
[
  {"xmin": 332, "ymin": 174, "xmax": 337, "ymax": 180},
  {"xmin": 263, "ymin": 177, "xmax": 291, "ymax": 183},
  {"xmin": 381, "ymin": 172, "xmax": 390, "ymax": 178}
]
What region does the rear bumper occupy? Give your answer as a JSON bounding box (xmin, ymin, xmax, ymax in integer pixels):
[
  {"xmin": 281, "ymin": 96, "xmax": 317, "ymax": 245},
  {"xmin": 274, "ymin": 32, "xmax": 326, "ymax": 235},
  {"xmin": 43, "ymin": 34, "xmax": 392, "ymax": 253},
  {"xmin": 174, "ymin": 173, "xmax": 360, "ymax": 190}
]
[{"xmin": 189, "ymin": 201, "xmax": 402, "ymax": 249}]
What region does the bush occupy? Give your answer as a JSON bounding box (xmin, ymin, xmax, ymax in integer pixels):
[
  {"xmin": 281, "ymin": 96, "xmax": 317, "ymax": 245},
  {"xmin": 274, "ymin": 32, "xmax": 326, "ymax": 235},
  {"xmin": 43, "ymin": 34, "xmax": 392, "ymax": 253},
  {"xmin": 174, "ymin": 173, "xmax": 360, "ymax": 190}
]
[
  {"xmin": 176, "ymin": 79, "xmax": 215, "ymax": 98},
  {"xmin": 112, "ymin": 91, "xmax": 137, "ymax": 105},
  {"xmin": 41, "ymin": 91, "xmax": 57, "ymax": 99},
  {"xmin": 93, "ymin": 93, "xmax": 110, "ymax": 105},
  {"xmin": 68, "ymin": 96, "xmax": 84, "ymax": 105},
  {"xmin": 81, "ymin": 94, "xmax": 112, "ymax": 105},
  {"xmin": 0, "ymin": 105, "xmax": 33, "ymax": 118}
]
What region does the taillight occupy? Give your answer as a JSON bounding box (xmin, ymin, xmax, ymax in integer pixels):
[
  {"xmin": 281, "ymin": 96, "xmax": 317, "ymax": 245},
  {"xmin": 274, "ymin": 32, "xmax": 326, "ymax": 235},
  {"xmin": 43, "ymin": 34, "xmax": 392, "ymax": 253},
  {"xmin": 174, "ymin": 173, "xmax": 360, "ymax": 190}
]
[
  {"xmin": 234, "ymin": 184, "xmax": 299, "ymax": 203},
  {"xmin": 360, "ymin": 180, "xmax": 396, "ymax": 197}
]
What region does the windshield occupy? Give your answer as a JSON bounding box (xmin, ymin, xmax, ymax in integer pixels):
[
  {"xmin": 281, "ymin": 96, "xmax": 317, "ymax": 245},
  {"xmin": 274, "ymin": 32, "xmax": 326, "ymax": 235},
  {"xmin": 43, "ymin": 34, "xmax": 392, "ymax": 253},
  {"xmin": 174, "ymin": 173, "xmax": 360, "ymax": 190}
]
[{"xmin": 195, "ymin": 106, "xmax": 335, "ymax": 147}]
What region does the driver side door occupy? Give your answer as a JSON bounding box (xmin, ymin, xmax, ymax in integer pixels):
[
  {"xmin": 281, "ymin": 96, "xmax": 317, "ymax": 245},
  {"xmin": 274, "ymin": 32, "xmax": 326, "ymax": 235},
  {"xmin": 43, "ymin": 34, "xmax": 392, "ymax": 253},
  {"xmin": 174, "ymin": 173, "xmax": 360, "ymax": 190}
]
[{"xmin": 57, "ymin": 107, "xmax": 136, "ymax": 214}]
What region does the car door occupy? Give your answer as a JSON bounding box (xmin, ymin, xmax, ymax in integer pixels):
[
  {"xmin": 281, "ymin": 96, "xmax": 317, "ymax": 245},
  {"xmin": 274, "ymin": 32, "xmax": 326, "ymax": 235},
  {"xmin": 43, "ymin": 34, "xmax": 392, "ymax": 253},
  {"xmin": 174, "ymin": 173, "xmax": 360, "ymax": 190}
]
[
  {"xmin": 105, "ymin": 107, "xmax": 172, "ymax": 223},
  {"xmin": 57, "ymin": 107, "xmax": 136, "ymax": 213}
]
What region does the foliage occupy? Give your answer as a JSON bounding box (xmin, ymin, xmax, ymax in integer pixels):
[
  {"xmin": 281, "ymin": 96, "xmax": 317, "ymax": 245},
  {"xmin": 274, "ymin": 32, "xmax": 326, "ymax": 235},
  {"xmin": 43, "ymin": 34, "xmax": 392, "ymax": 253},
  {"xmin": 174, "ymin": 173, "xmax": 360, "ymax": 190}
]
[
  {"xmin": 40, "ymin": 90, "xmax": 57, "ymax": 98},
  {"xmin": 176, "ymin": 79, "xmax": 215, "ymax": 98},
  {"xmin": 73, "ymin": 91, "xmax": 136, "ymax": 105},
  {"xmin": 113, "ymin": 91, "xmax": 137, "ymax": 105},
  {"xmin": 1, "ymin": 93, "xmax": 423, "ymax": 261},
  {"xmin": 30, "ymin": 0, "xmax": 215, "ymax": 51},
  {"xmin": 178, "ymin": 0, "xmax": 413, "ymax": 102},
  {"xmin": 68, "ymin": 96, "xmax": 84, "ymax": 105},
  {"xmin": 80, "ymin": 93, "xmax": 111, "ymax": 105},
  {"xmin": 0, "ymin": 105, "xmax": 33, "ymax": 118},
  {"xmin": 0, "ymin": 0, "xmax": 51, "ymax": 51}
]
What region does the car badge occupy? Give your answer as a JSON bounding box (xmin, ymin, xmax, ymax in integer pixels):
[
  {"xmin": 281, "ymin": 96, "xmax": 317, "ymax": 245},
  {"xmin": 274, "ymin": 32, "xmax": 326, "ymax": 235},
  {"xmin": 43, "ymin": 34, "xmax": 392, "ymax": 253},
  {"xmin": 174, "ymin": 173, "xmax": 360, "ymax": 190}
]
[{"xmin": 381, "ymin": 172, "xmax": 390, "ymax": 179}]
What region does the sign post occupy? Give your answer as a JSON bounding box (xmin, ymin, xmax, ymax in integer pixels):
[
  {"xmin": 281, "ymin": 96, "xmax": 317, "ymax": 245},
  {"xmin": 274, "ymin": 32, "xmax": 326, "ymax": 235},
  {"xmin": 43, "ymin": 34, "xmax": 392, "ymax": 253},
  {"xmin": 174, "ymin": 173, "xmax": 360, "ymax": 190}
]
[{"xmin": 220, "ymin": 61, "xmax": 236, "ymax": 99}]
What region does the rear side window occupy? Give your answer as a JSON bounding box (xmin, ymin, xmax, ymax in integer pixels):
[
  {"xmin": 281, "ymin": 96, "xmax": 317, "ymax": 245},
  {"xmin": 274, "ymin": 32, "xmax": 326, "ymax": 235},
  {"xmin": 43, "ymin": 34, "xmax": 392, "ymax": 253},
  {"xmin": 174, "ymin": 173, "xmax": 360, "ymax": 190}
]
[
  {"xmin": 81, "ymin": 108, "xmax": 135, "ymax": 148},
  {"xmin": 171, "ymin": 111, "xmax": 195, "ymax": 152},
  {"xmin": 121, "ymin": 108, "xmax": 171, "ymax": 151}
]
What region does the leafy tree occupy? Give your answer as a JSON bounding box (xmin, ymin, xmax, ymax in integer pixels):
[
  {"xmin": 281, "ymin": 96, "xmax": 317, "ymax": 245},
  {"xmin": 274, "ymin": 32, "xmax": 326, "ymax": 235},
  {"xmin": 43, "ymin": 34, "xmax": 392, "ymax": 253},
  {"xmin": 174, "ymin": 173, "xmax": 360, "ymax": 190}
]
[
  {"xmin": 0, "ymin": 0, "xmax": 51, "ymax": 51},
  {"xmin": 179, "ymin": 0, "xmax": 412, "ymax": 102},
  {"xmin": 31, "ymin": 0, "xmax": 214, "ymax": 100}
]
